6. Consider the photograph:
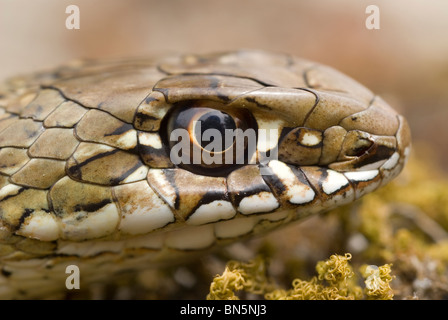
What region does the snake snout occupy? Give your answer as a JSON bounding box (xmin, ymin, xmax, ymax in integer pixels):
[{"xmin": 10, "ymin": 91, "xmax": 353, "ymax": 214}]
[{"xmin": 328, "ymin": 132, "xmax": 397, "ymax": 172}]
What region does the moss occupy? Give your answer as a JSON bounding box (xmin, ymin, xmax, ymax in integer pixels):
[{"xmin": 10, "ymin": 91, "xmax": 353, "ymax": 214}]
[
  {"xmin": 271, "ymin": 253, "xmax": 364, "ymax": 300},
  {"xmin": 208, "ymin": 253, "xmax": 394, "ymax": 300},
  {"xmin": 361, "ymin": 264, "xmax": 394, "ymax": 300},
  {"xmin": 207, "ymin": 256, "xmax": 273, "ymax": 300}
]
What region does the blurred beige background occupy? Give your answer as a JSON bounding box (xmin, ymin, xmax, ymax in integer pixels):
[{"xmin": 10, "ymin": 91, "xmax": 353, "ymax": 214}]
[{"xmin": 1, "ymin": 0, "xmax": 447, "ymax": 169}]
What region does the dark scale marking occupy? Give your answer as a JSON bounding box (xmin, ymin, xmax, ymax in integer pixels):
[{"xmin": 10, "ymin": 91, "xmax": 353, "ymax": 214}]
[
  {"xmin": 46, "ymin": 191, "xmax": 55, "ymax": 216},
  {"xmin": 136, "ymin": 113, "xmax": 160, "ymax": 122},
  {"xmin": 296, "ymin": 167, "xmax": 321, "ymax": 201},
  {"xmin": 260, "ymin": 164, "xmax": 287, "ymax": 197},
  {"xmin": 69, "ymin": 148, "xmax": 121, "ymax": 173},
  {"xmin": 138, "ymin": 144, "xmax": 172, "ymax": 168},
  {"xmin": 353, "ymin": 144, "xmax": 395, "ymax": 169},
  {"xmin": 316, "ymin": 167, "xmax": 329, "ymax": 190},
  {"xmin": 216, "ymin": 92, "xmax": 232, "ymax": 103},
  {"xmin": 74, "ymin": 198, "xmax": 111, "ymax": 213},
  {"xmin": 139, "ymin": 143, "xmax": 167, "ymax": 155},
  {"xmin": 186, "ymin": 189, "xmax": 230, "ymax": 221},
  {"xmin": 291, "ymin": 166, "xmax": 312, "ymax": 187},
  {"xmin": 279, "ymin": 127, "xmax": 295, "ymax": 142},
  {"xmin": 245, "ymin": 97, "xmax": 272, "ymax": 110},
  {"xmin": 208, "ymin": 77, "xmax": 232, "ymax": 102},
  {"xmin": 259, "ymin": 147, "xmax": 278, "ymax": 164},
  {"xmin": 67, "ymin": 158, "xmax": 82, "ymax": 180},
  {"xmin": 134, "ymin": 111, "xmax": 162, "ymax": 132},
  {"xmin": 230, "ymin": 182, "xmax": 272, "ymax": 208},
  {"xmin": 316, "ymin": 167, "xmax": 348, "ymax": 195},
  {"xmin": 284, "ymin": 164, "xmax": 319, "ymax": 205},
  {"xmin": 163, "ymin": 169, "xmax": 180, "ymax": 210},
  {"xmin": 103, "ymin": 123, "xmax": 134, "ymax": 137},
  {"xmin": 0, "ymin": 186, "xmax": 27, "ymax": 202},
  {"xmin": 16, "ymin": 208, "xmax": 35, "ymax": 231},
  {"xmin": 108, "ymin": 161, "xmax": 143, "ymax": 185}
]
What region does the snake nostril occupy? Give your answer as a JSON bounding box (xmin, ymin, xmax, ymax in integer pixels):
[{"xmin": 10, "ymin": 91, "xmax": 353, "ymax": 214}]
[{"xmin": 345, "ymin": 139, "xmax": 373, "ymax": 157}]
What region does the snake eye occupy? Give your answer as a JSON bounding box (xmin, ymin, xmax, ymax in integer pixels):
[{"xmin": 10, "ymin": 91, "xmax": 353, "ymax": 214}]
[
  {"xmin": 194, "ymin": 110, "xmax": 237, "ymax": 152},
  {"xmin": 165, "ymin": 102, "xmax": 257, "ymax": 176}
]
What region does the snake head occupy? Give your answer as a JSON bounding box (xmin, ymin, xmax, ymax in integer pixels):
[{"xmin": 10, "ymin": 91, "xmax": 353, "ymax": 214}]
[
  {"xmin": 0, "ymin": 51, "xmax": 414, "ymax": 301},
  {"xmin": 0, "ymin": 50, "xmax": 411, "ymax": 250},
  {"xmin": 147, "ymin": 51, "xmax": 412, "ymax": 228}
]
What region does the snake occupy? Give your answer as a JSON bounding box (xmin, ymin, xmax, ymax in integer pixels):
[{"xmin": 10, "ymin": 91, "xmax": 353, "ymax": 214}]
[{"xmin": 0, "ymin": 50, "xmax": 411, "ymax": 299}]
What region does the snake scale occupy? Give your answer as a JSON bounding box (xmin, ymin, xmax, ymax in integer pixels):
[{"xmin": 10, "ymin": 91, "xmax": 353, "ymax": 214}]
[{"xmin": 0, "ymin": 50, "xmax": 411, "ymax": 299}]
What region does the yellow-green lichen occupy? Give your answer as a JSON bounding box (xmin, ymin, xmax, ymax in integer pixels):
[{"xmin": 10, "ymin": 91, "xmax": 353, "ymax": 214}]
[
  {"xmin": 361, "ymin": 264, "xmax": 394, "ymax": 300},
  {"xmin": 267, "ymin": 253, "xmax": 363, "ymax": 300},
  {"xmin": 208, "ymin": 253, "xmax": 393, "ymax": 300},
  {"xmin": 207, "ymin": 256, "xmax": 273, "ymax": 300}
]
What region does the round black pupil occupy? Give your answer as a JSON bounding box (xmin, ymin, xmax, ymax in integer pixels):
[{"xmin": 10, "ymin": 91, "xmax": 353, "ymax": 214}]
[{"xmin": 196, "ymin": 111, "xmax": 236, "ymax": 151}]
